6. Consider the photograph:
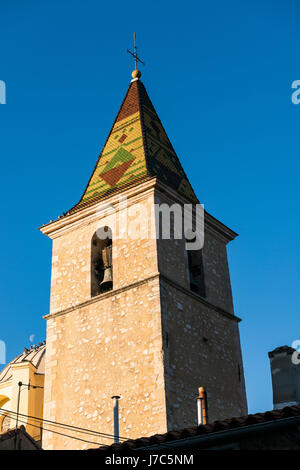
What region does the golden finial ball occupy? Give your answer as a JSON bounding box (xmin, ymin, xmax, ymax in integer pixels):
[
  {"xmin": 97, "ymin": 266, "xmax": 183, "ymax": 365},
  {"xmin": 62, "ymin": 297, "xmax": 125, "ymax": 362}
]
[{"xmin": 132, "ymin": 69, "xmax": 142, "ymax": 79}]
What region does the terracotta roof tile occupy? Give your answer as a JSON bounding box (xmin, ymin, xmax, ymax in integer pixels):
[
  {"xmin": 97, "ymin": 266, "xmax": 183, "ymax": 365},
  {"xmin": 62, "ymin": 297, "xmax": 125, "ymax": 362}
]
[
  {"xmin": 95, "ymin": 404, "xmax": 300, "ymax": 451},
  {"xmin": 66, "ymin": 77, "xmax": 198, "ymax": 216}
]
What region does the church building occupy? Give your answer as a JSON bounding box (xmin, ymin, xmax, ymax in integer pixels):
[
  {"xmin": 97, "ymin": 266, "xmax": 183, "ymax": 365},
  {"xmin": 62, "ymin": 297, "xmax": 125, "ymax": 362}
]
[{"xmin": 0, "ymin": 63, "xmax": 247, "ymax": 450}]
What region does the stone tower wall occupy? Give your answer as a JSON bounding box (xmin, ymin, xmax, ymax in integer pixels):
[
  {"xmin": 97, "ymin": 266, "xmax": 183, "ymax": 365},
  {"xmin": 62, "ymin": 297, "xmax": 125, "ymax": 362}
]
[
  {"xmin": 42, "ymin": 180, "xmax": 247, "ymax": 449},
  {"xmin": 154, "ymin": 190, "xmax": 247, "ymax": 428},
  {"xmin": 43, "ymin": 187, "xmax": 168, "ymax": 449},
  {"xmin": 160, "ymin": 279, "xmax": 247, "ymax": 429}
]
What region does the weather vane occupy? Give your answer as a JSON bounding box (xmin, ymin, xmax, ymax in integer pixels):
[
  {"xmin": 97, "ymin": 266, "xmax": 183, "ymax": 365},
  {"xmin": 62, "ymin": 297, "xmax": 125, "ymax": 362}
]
[{"xmin": 127, "ymin": 32, "xmax": 145, "ymax": 79}]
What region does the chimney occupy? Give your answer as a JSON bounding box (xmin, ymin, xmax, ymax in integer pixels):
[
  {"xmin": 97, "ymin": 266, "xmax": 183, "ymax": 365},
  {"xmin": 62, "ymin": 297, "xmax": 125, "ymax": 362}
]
[
  {"xmin": 268, "ymin": 345, "xmax": 300, "ymax": 409},
  {"xmin": 196, "ymin": 386, "xmax": 208, "ymax": 425},
  {"xmin": 111, "ymin": 395, "xmax": 121, "ymax": 443}
]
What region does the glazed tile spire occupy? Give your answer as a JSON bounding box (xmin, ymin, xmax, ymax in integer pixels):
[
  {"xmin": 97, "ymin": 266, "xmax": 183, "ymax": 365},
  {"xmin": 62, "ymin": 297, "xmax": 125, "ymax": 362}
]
[{"xmin": 72, "ymin": 75, "xmax": 198, "ymax": 212}]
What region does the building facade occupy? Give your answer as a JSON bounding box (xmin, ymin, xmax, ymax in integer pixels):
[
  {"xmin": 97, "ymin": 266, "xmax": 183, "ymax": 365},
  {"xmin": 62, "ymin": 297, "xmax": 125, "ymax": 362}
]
[
  {"xmin": 39, "ymin": 70, "xmax": 247, "ymax": 449},
  {"xmin": 0, "ymin": 344, "xmax": 45, "ymax": 442}
]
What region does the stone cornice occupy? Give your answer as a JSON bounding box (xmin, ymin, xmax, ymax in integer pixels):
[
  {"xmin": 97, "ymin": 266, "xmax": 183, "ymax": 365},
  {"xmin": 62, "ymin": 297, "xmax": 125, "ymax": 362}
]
[
  {"xmin": 39, "ymin": 178, "xmax": 237, "ymax": 244},
  {"xmin": 204, "ymin": 212, "xmax": 238, "ymax": 244},
  {"xmin": 43, "ymin": 273, "xmax": 241, "ymax": 323},
  {"xmin": 154, "ymin": 181, "xmax": 238, "ymax": 244},
  {"xmin": 43, "ymin": 273, "xmax": 160, "ymax": 320},
  {"xmin": 39, "ymin": 178, "xmax": 158, "ymax": 239},
  {"xmin": 160, "ymin": 274, "xmax": 240, "ymax": 322}
]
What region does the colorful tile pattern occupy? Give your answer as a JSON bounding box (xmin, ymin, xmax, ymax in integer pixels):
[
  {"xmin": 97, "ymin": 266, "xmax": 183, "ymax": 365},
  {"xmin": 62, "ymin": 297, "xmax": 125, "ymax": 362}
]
[{"xmin": 73, "ymin": 79, "xmax": 198, "ymax": 212}]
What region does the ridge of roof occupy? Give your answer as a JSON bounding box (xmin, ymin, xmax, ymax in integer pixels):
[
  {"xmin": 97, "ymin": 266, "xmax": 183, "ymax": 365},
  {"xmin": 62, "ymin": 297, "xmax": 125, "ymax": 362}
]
[
  {"xmin": 95, "ymin": 404, "xmax": 300, "ymax": 451},
  {"xmin": 0, "ymin": 426, "xmax": 42, "ymax": 449}
]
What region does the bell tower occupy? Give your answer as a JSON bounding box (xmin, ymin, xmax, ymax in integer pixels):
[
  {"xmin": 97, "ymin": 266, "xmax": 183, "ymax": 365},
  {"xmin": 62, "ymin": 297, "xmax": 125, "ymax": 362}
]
[{"xmin": 40, "ymin": 68, "xmax": 247, "ymax": 450}]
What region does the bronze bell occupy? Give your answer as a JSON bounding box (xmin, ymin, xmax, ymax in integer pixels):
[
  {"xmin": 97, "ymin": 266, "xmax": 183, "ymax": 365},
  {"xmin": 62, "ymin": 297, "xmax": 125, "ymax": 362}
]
[
  {"xmin": 100, "ymin": 266, "xmax": 113, "ymax": 286},
  {"xmin": 99, "ymin": 239, "xmax": 113, "ymax": 289}
]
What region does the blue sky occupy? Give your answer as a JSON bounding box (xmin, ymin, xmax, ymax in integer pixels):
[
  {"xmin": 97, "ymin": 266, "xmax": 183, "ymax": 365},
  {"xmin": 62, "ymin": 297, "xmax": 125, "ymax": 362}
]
[{"xmin": 0, "ymin": 0, "xmax": 299, "ymax": 415}]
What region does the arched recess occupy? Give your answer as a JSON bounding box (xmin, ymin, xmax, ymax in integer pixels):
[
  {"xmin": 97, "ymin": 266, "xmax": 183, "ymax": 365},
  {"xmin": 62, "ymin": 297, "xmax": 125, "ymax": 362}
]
[
  {"xmin": 0, "ymin": 412, "xmax": 11, "ymax": 432},
  {"xmin": 0, "ymin": 395, "xmax": 10, "ymax": 409},
  {"xmin": 186, "ymin": 233, "xmax": 206, "ymax": 298},
  {"xmin": 187, "ymin": 247, "xmax": 206, "ymax": 297},
  {"xmin": 0, "ymin": 396, "xmax": 11, "ymax": 432},
  {"xmin": 91, "ymin": 226, "xmax": 113, "ymax": 297}
]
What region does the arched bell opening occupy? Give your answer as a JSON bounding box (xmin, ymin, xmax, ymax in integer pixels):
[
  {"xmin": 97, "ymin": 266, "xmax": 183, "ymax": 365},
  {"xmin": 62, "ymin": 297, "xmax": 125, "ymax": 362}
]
[
  {"xmin": 186, "ymin": 233, "xmax": 206, "ymax": 298},
  {"xmin": 91, "ymin": 226, "xmax": 113, "ymax": 297}
]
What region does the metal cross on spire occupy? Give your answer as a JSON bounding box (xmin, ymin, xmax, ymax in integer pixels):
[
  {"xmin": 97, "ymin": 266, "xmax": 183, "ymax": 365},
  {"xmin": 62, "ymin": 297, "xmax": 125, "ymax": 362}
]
[{"xmin": 127, "ymin": 33, "xmax": 145, "ymax": 79}]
